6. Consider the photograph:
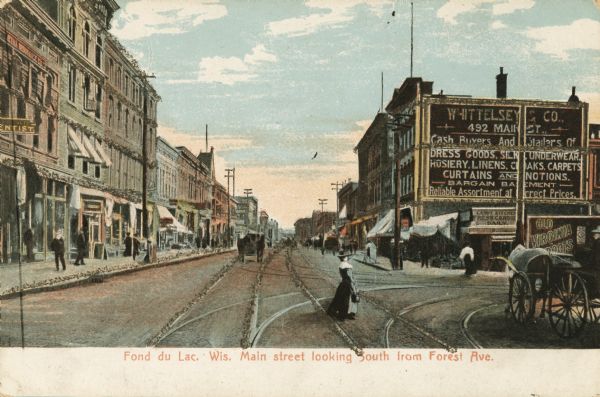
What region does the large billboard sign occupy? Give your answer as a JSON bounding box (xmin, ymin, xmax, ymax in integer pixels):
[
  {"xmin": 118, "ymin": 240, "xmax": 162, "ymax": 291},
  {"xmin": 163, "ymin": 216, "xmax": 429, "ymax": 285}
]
[
  {"xmin": 428, "ymin": 104, "xmax": 519, "ymax": 198},
  {"xmin": 428, "ymin": 101, "xmax": 586, "ymax": 202},
  {"xmin": 527, "ymin": 216, "xmax": 600, "ymax": 255}
]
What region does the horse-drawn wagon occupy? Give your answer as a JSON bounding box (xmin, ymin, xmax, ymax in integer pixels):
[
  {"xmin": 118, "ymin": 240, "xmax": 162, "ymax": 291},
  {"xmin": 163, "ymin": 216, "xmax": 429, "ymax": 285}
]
[{"xmin": 501, "ymin": 246, "xmax": 600, "ymax": 338}]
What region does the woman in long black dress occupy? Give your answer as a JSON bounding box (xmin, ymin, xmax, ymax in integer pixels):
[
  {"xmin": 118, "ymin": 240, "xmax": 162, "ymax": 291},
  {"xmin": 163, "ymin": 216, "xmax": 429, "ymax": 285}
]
[{"xmin": 327, "ymin": 250, "xmax": 358, "ymax": 320}]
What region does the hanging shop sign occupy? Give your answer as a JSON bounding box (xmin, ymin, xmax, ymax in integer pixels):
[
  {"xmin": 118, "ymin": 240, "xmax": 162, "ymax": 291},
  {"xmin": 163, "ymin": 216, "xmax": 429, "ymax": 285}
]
[{"xmin": 428, "ymin": 103, "xmax": 519, "ymax": 198}]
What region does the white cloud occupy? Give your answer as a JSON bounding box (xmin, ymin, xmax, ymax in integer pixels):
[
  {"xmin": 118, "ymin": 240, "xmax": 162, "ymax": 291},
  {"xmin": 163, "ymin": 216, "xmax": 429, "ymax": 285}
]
[
  {"xmin": 492, "ymin": 0, "xmax": 534, "ymax": 15},
  {"xmin": 491, "ymin": 20, "xmax": 507, "ymax": 30},
  {"xmin": 525, "ymin": 18, "xmax": 600, "ymax": 60},
  {"xmin": 577, "ymin": 91, "xmax": 600, "ymax": 124},
  {"xmin": 167, "ymin": 44, "xmax": 277, "ymax": 85},
  {"xmin": 437, "ymin": 0, "xmax": 494, "ymax": 25},
  {"xmin": 267, "ymin": 0, "xmax": 393, "ymax": 37},
  {"xmin": 437, "ymin": 0, "xmax": 534, "ymax": 25},
  {"xmin": 111, "ymin": 1, "xmax": 227, "ymax": 41}
]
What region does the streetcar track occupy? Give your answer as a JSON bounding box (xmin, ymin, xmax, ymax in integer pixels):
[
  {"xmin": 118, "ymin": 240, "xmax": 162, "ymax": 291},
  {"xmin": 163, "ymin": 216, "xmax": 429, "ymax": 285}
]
[
  {"xmin": 461, "ymin": 303, "xmax": 501, "ymax": 348},
  {"xmin": 384, "ymin": 297, "xmax": 455, "ymax": 348},
  {"xmin": 284, "ymin": 249, "xmax": 363, "ymax": 355},
  {"xmin": 294, "ymin": 248, "xmax": 457, "ymax": 351},
  {"xmin": 145, "ymin": 257, "xmax": 238, "ymax": 347},
  {"xmin": 240, "ymin": 249, "xmax": 277, "ymax": 348}
]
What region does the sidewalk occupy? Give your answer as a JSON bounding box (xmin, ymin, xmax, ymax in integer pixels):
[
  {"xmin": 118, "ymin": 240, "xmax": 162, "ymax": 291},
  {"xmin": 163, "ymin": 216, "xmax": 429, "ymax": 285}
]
[
  {"xmin": 0, "ymin": 247, "xmax": 235, "ymax": 299},
  {"xmin": 351, "ymin": 250, "xmax": 508, "ymax": 278}
]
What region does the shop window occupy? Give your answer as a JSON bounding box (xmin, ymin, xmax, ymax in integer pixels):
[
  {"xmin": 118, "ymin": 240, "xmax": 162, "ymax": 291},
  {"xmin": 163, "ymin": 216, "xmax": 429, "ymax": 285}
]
[
  {"xmin": 55, "ymin": 181, "xmax": 65, "ymax": 198},
  {"xmin": 68, "ymin": 155, "xmax": 75, "ymax": 169},
  {"xmin": 83, "ymin": 160, "xmax": 88, "ymax": 174},
  {"xmin": 95, "ymin": 165, "xmax": 100, "ymax": 178}
]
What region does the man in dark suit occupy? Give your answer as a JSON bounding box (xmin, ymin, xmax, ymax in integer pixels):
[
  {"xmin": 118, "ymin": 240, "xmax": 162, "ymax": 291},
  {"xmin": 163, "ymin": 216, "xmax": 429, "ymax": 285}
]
[
  {"xmin": 23, "ymin": 228, "xmax": 34, "ymax": 262},
  {"xmin": 50, "ymin": 230, "xmax": 66, "ymax": 271},
  {"xmin": 124, "ymin": 233, "xmax": 133, "ymax": 256},
  {"xmin": 74, "ymin": 229, "xmax": 86, "ymax": 265}
]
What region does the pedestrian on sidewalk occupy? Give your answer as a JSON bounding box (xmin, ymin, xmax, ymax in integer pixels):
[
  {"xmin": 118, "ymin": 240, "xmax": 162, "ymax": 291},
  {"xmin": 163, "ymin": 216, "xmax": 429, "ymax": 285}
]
[
  {"xmin": 460, "ymin": 241, "xmax": 476, "ymax": 276},
  {"xmin": 133, "ymin": 233, "xmax": 140, "ymax": 260},
  {"xmin": 420, "ymin": 249, "xmax": 430, "ymax": 268},
  {"xmin": 327, "ymin": 249, "xmax": 359, "ymax": 321},
  {"xmin": 124, "ymin": 233, "xmax": 133, "ymax": 257},
  {"xmin": 23, "ymin": 228, "xmax": 34, "ymax": 262},
  {"xmin": 74, "ymin": 229, "xmax": 86, "ymax": 266},
  {"xmin": 50, "ymin": 229, "xmax": 66, "ymax": 271}
]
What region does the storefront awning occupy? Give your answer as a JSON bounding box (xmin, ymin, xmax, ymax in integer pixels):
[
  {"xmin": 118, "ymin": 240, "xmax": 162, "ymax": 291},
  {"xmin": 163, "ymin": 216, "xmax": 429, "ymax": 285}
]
[
  {"xmin": 67, "ymin": 126, "xmax": 90, "ymax": 158},
  {"xmin": 157, "ymin": 205, "xmax": 193, "ymax": 234},
  {"xmin": 412, "ymin": 212, "xmax": 458, "ymax": 239},
  {"xmin": 82, "ymin": 134, "xmax": 104, "ymax": 164},
  {"xmin": 339, "ymin": 205, "xmax": 347, "ymax": 220},
  {"xmin": 367, "ymin": 210, "xmax": 395, "ymax": 238},
  {"xmin": 95, "ymin": 142, "xmax": 112, "ymax": 167},
  {"xmin": 349, "ymin": 214, "xmax": 375, "ymax": 226}
]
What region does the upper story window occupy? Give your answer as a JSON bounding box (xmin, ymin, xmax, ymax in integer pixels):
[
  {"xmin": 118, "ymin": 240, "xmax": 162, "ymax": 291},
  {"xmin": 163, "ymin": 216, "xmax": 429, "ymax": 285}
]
[
  {"xmin": 83, "ymin": 22, "xmax": 90, "ymax": 57},
  {"xmin": 68, "ymin": 64, "xmax": 76, "ymax": 103},
  {"xmin": 125, "ymin": 74, "xmax": 129, "ymax": 96},
  {"xmin": 117, "ymin": 102, "xmax": 122, "ymax": 127},
  {"xmin": 108, "ymin": 96, "xmax": 114, "ymax": 127},
  {"xmin": 68, "ymin": 6, "xmax": 76, "ymax": 41},
  {"xmin": 95, "ymin": 36, "xmax": 102, "ymax": 68}
]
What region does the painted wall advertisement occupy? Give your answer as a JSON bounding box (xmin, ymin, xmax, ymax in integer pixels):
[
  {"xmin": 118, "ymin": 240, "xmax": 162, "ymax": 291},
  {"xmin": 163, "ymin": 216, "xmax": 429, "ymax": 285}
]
[
  {"xmin": 527, "ymin": 216, "xmax": 600, "ymax": 255},
  {"xmin": 428, "ymin": 102, "xmax": 585, "ymax": 201}
]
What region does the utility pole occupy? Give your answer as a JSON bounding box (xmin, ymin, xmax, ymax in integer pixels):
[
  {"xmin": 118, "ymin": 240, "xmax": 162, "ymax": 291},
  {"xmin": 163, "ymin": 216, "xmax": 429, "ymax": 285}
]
[
  {"xmin": 225, "ymin": 168, "xmax": 234, "ymax": 247},
  {"xmin": 410, "ymin": 1, "xmax": 414, "ymax": 78},
  {"xmin": 318, "ymin": 198, "xmax": 328, "ymax": 247},
  {"xmin": 331, "ymin": 180, "xmax": 345, "ymax": 237},
  {"xmin": 141, "ymin": 73, "xmax": 156, "ymax": 257},
  {"xmin": 3, "ymin": 14, "xmax": 26, "ymax": 347},
  {"xmin": 244, "ymin": 188, "xmax": 253, "ymax": 233}
]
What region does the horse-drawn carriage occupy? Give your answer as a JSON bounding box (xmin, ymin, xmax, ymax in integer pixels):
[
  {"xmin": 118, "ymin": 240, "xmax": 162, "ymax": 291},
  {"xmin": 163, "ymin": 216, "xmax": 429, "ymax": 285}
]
[
  {"xmin": 237, "ymin": 232, "xmax": 265, "ymax": 263},
  {"xmin": 502, "ymin": 246, "xmax": 600, "ymax": 338}
]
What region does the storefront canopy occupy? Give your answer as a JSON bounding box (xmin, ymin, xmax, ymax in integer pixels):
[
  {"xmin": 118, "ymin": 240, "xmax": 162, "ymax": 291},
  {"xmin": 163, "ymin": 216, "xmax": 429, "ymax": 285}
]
[
  {"xmin": 67, "ymin": 127, "xmax": 90, "ymax": 158},
  {"xmin": 412, "ymin": 212, "xmax": 458, "ymax": 239},
  {"xmin": 366, "ymin": 209, "xmax": 411, "ymax": 240},
  {"xmin": 157, "ymin": 205, "xmax": 193, "ymax": 234}
]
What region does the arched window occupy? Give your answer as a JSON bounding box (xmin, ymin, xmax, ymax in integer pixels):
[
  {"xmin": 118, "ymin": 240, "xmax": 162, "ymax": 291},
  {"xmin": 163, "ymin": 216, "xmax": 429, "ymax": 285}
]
[
  {"xmin": 83, "ymin": 22, "xmax": 90, "ymax": 57},
  {"xmin": 68, "ymin": 6, "xmax": 76, "ymax": 41},
  {"xmin": 95, "ymin": 36, "xmax": 102, "ymax": 68}
]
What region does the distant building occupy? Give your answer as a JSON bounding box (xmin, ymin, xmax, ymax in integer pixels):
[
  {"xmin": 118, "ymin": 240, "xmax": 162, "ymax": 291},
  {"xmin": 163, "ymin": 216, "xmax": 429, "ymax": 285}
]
[
  {"xmin": 294, "ymin": 217, "xmax": 312, "ymax": 243},
  {"xmin": 590, "ymin": 124, "xmax": 600, "ymax": 210},
  {"xmin": 235, "ymin": 195, "xmax": 258, "ymax": 237}
]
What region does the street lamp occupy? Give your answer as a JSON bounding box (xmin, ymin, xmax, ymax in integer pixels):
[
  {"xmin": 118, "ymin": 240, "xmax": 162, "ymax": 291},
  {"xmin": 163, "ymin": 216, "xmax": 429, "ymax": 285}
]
[{"xmin": 318, "ymin": 198, "xmax": 327, "ymax": 253}]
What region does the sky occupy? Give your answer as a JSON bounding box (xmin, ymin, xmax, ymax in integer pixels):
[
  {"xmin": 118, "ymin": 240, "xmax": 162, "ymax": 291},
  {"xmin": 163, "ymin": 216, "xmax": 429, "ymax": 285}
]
[{"xmin": 109, "ymin": 0, "xmax": 600, "ymax": 228}]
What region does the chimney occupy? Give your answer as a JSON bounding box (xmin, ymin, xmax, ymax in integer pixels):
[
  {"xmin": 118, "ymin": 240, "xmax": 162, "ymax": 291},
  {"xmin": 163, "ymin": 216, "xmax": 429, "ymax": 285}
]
[
  {"xmin": 568, "ymin": 86, "xmax": 580, "ymax": 103},
  {"xmin": 496, "ymin": 67, "xmax": 507, "ymax": 99}
]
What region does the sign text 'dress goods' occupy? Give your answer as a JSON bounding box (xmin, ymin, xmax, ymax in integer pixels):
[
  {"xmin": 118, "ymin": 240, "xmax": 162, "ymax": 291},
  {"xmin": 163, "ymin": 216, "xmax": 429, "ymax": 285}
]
[{"xmin": 428, "ymin": 103, "xmax": 519, "ymax": 198}]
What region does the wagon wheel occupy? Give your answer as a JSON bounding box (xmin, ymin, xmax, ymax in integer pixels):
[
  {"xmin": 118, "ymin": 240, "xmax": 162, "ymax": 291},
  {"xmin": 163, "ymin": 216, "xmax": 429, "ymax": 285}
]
[
  {"xmin": 508, "ymin": 272, "xmax": 534, "ymax": 324},
  {"xmin": 588, "ymin": 298, "xmax": 600, "ymax": 324},
  {"xmin": 548, "ymin": 271, "xmax": 588, "ymax": 338}
]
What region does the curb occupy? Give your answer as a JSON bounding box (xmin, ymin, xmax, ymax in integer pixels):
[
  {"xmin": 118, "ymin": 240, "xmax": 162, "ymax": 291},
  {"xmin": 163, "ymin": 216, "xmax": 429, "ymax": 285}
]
[
  {"xmin": 0, "ymin": 249, "xmax": 236, "ymax": 300},
  {"xmin": 351, "ymin": 257, "xmax": 392, "ymax": 272}
]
